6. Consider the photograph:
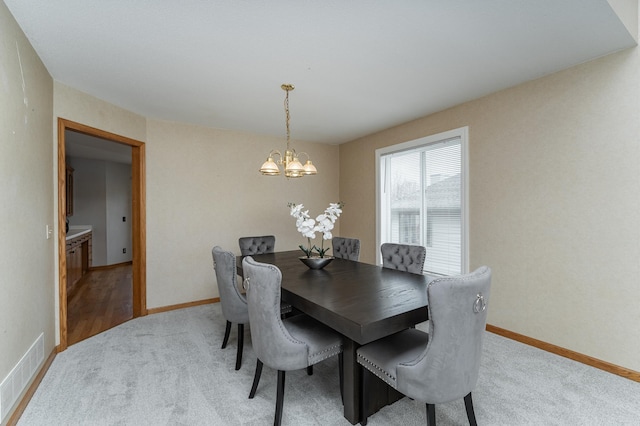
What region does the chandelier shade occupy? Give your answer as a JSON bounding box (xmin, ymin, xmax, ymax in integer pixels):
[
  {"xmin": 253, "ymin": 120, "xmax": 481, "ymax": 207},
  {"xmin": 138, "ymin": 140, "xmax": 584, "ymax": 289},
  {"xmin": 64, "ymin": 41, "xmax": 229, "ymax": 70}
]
[
  {"xmin": 259, "ymin": 84, "xmax": 317, "ymax": 178},
  {"xmin": 259, "ymin": 156, "xmax": 280, "ymax": 175}
]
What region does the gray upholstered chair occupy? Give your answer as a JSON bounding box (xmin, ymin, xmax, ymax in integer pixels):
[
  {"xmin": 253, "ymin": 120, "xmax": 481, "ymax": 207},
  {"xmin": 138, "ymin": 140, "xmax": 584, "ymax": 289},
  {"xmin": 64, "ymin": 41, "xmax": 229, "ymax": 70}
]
[
  {"xmin": 332, "ymin": 236, "xmax": 360, "ymax": 261},
  {"xmin": 211, "ymin": 246, "xmax": 291, "ymax": 371},
  {"xmin": 238, "ymin": 235, "xmax": 293, "ymax": 317},
  {"xmin": 212, "ymin": 246, "xmax": 249, "ymax": 371},
  {"xmin": 238, "ymin": 235, "xmax": 276, "ymax": 256},
  {"xmin": 380, "ymin": 243, "xmax": 426, "ymax": 274},
  {"xmin": 242, "ymin": 256, "xmax": 344, "ymax": 426},
  {"xmin": 356, "ymin": 266, "xmax": 492, "ymax": 425}
]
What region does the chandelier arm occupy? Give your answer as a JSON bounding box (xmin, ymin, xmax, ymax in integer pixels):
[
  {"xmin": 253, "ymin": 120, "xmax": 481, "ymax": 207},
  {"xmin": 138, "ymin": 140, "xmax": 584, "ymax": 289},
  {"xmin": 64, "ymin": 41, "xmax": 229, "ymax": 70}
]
[{"xmin": 269, "ymin": 149, "xmax": 283, "ymax": 164}]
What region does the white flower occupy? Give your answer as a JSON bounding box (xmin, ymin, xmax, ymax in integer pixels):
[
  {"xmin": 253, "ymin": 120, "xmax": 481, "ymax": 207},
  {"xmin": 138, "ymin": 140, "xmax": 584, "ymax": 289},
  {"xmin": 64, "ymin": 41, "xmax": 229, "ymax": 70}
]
[
  {"xmin": 289, "ymin": 203, "xmax": 307, "ymax": 219},
  {"xmin": 288, "ymin": 201, "xmax": 344, "ymax": 257},
  {"xmin": 315, "ymin": 214, "xmax": 333, "ymax": 231},
  {"xmin": 325, "ymin": 203, "xmax": 343, "ymax": 218},
  {"xmin": 298, "ymin": 218, "xmax": 316, "ymax": 239}
]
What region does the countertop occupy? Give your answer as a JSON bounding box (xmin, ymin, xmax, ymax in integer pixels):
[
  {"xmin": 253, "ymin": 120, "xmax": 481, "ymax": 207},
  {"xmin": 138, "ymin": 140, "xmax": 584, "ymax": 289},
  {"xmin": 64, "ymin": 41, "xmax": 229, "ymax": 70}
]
[{"xmin": 66, "ymin": 226, "xmax": 92, "ymax": 241}]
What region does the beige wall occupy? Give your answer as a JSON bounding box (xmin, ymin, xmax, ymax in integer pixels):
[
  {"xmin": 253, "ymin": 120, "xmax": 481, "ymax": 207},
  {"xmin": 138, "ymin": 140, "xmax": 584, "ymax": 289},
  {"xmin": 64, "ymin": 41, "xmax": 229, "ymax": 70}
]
[
  {"xmin": 0, "ymin": 0, "xmax": 54, "ymax": 418},
  {"xmin": 340, "ymin": 47, "xmax": 640, "ymax": 372},
  {"xmin": 145, "ymin": 118, "xmax": 339, "ymax": 308},
  {"xmin": 54, "ymin": 83, "xmax": 148, "ymax": 140},
  {"xmin": 54, "ymin": 88, "xmax": 340, "ymax": 310}
]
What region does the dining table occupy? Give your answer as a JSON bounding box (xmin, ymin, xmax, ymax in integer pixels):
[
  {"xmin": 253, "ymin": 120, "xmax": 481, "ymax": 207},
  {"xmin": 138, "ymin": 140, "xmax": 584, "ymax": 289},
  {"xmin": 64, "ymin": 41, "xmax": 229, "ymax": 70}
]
[{"xmin": 237, "ymin": 250, "xmax": 430, "ymax": 425}]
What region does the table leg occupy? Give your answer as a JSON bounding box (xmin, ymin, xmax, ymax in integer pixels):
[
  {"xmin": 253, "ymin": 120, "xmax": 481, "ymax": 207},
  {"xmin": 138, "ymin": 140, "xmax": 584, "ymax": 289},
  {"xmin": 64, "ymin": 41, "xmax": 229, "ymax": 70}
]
[
  {"xmin": 342, "ymin": 338, "xmax": 361, "ymax": 425},
  {"xmin": 342, "ymin": 339, "xmax": 405, "ymax": 424}
]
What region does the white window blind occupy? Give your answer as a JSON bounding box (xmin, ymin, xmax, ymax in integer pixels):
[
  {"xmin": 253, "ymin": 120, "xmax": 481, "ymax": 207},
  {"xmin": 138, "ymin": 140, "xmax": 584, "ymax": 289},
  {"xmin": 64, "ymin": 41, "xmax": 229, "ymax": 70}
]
[{"xmin": 377, "ymin": 128, "xmax": 467, "ymax": 276}]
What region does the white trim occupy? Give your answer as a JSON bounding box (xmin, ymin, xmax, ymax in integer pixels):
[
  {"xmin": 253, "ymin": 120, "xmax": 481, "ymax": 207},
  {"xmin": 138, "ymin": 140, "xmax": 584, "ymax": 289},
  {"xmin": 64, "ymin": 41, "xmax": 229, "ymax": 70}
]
[{"xmin": 375, "ymin": 126, "xmax": 469, "ymax": 273}]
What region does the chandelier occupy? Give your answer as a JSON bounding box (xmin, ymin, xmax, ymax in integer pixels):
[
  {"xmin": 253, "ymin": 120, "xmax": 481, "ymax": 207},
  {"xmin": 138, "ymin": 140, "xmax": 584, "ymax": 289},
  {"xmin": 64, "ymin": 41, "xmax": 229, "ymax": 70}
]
[{"xmin": 259, "ymin": 84, "xmax": 317, "ymax": 178}]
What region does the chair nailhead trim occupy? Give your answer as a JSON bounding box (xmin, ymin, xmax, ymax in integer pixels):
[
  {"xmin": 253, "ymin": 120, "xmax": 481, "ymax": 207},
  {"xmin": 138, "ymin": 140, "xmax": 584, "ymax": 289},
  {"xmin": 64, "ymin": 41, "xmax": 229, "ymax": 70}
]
[
  {"xmin": 357, "ymin": 354, "xmax": 396, "ymax": 387},
  {"xmin": 310, "ymin": 344, "xmax": 343, "ymax": 364}
]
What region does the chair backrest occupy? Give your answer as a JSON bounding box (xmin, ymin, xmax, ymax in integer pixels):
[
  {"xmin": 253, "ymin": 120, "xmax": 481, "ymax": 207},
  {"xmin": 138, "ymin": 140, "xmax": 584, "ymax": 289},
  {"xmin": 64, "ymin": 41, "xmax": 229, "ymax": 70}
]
[
  {"xmin": 396, "ymin": 266, "xmax": 492, "ymax": 404},
  {"xmin": 380, "ymin": 243, "xmax": 426, "ymax": 274},
  {"xmin": 242, "ymin": 256, "xmax": 309, "ymax": 371},
  {"xmin": 332, "ymin": 237, "xmax": 360, "ymax": 261},
  {"xmin": 238, "ymin": 235, "xmax": 276, "ymax": 256},
  {"xmin": 212, "ymin": 246, "xmax": 249, "ymax": 324}
]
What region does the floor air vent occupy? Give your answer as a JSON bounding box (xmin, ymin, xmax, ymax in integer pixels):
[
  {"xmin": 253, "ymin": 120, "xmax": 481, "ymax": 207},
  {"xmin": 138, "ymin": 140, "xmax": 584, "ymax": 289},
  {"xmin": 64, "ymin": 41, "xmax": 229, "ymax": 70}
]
[{"xmin": 0, "ymin": 332, "xmax": 44, "ymax": 422}]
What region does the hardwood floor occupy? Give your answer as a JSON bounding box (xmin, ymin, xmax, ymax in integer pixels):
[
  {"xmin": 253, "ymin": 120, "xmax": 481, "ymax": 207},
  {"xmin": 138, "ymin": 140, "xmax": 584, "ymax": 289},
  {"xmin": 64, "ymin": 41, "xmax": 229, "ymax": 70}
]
[{"xmin": 67, "ymin": 262, "xmax": 133, "ymax": 346}]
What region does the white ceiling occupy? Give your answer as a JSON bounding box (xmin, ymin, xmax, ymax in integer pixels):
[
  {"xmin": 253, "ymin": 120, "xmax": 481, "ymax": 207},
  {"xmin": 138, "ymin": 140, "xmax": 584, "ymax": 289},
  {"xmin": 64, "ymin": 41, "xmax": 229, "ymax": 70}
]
[
  {"xmin": 65, "ymin": 130, "xmax": 132, "ymax": 164},
  {"xmin": 5, "ymin": 0, "xmax": 637, "ymax": 146}
]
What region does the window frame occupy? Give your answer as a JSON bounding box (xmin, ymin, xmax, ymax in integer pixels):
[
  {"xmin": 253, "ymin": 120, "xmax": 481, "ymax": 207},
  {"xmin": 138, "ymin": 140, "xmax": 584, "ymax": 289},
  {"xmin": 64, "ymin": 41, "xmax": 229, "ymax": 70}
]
[{"xmin": 375, "ymin": 126, "xmax": 469, "ymax": 275}]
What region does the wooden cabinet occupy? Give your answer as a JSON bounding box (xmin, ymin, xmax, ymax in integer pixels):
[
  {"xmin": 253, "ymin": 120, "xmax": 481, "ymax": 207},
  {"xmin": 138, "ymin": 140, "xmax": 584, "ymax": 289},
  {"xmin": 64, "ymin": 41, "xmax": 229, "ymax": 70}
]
[
  {"xmin": 66, "ymin": 231, "xmax": 92, "ymax": 296},
  {"xmin": 65, "ymin": 165, "xmax": 74, "ymax": 217},
  {"xmin": 67, "ymin": 245, "xmax": 82, "ymax": 290}
]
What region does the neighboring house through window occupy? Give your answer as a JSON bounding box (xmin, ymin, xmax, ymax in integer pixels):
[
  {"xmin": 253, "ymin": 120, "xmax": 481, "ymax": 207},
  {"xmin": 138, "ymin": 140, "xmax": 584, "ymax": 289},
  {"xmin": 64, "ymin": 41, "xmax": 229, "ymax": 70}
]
[{"xmin": 376, "ymin": 127, "xmax": 469, "ymax": 276}]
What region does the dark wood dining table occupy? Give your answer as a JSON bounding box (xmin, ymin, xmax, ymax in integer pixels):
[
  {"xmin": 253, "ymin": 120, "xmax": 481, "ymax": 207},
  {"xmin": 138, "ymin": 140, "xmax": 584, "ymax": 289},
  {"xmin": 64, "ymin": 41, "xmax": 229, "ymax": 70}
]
[{"xmin": 237, "ymin": 250, "xmax": 430, "ymax": 425}]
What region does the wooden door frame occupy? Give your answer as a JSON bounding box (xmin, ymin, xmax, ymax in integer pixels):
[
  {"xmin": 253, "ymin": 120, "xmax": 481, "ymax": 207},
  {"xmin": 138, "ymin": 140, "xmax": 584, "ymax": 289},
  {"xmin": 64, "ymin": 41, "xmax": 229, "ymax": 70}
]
[{"xmin": 57, "ymin": 118, "xmax": 147, "ymax": 351}]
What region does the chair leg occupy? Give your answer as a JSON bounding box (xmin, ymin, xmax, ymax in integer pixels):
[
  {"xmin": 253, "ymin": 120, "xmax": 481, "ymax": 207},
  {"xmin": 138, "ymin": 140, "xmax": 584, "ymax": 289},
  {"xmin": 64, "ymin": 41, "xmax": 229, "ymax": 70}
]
[
  {"xmin": 274, "ymin": 370, "xmax": 286, "ymax": 426},
  {"xmin": 249, "ymin": 359, "xmax": 263, "ymax": 399},
  {"xmin": 221, "ymin": 320, "xmax": 232, "ymax": 349},
  {"xmin": 307, "ymin": 365, "xmax": 313, "ymax": 375},
  {"xmin": 426, "ymin": 403, "xmax": 435, "ymax": 426},
  {"xmin": 464, "ymin": 392, "xmax": 477, "ymax": 426},
  {"xmin": 235, "ymin": 323, "xmax": 244, "ymax": 370}
]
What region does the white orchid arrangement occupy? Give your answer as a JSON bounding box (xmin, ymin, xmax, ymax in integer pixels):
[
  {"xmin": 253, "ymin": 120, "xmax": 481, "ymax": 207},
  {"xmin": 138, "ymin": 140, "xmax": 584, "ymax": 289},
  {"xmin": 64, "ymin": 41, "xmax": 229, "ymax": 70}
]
[{"xmin": 288, "ymin": 202, "xmax": 343, "ymax": 258}]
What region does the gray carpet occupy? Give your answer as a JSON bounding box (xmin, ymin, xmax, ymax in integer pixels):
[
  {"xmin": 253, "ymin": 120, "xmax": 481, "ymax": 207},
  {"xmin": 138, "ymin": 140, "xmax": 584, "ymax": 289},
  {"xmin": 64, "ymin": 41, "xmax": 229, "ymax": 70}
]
[{"xmin": 17, "ymin": 304, "xmax": 640, "ymax": 425}]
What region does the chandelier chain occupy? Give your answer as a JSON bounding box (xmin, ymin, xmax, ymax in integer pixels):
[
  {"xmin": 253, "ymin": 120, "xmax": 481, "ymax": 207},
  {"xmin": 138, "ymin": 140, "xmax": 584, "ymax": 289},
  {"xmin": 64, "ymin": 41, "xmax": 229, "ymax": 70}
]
[{"xmin": 284, "ymin": 86, "xmax": 291, "ymax": 149}]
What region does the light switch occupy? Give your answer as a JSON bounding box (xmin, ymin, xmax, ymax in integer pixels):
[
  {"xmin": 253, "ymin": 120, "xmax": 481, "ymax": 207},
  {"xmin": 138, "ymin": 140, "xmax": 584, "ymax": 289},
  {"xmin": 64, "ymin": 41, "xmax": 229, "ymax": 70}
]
[{"xmin": 46, "ymin": 225, "xmax": 52, "ymax": 239}]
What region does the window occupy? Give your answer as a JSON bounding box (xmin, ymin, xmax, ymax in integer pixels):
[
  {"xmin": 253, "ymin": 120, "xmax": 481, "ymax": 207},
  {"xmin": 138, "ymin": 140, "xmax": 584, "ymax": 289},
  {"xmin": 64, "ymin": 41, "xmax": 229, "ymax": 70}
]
[{"xmin": 376, "ymin": 127, "xmax": 468, "ymax": 276}]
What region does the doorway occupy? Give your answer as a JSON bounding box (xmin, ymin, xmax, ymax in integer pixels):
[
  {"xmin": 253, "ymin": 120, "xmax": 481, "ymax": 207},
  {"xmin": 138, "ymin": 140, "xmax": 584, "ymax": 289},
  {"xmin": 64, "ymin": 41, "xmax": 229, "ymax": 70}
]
[{"xmin": 57, "ymin": 118, "xmax": 147, "ymax": 352}]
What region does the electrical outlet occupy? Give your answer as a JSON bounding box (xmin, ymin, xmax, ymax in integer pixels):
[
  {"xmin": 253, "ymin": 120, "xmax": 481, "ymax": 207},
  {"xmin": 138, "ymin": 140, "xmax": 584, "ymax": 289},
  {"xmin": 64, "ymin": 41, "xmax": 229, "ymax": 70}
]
[
  {"xmin": 123, "ymin": 248, "xmax": 126, "ymax": 254},
  {"xmin": 122, "ymin": 216, "xmax": 126, "ymax": 222}
]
